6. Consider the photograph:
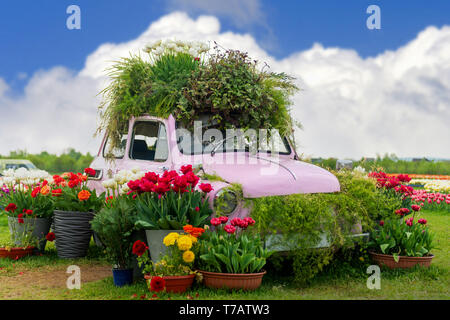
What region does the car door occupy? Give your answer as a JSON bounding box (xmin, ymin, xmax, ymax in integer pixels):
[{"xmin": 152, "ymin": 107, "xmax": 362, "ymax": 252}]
[{"xmin": 125, "ymin": 118, "xmax": 172, "ymax": 175}]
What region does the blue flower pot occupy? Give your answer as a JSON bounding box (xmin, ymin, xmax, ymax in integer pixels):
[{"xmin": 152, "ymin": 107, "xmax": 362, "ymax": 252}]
[{"xmin": 112, "ymin": 268, "xmax": 133, "ymax": 287}]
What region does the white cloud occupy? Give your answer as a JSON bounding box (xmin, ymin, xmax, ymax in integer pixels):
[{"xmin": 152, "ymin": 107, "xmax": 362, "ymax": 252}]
[{"xmin": 1, "ymin": 13, "xmax": 449, "ymax": 159}]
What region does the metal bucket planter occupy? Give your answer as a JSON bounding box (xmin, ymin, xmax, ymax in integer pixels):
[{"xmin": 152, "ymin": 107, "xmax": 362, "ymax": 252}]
[
  {"xmin": 112, "ymin": 268, "xmax": 134, "ymax": 287},
  {"xmin": 199, "ymin": 270, "xmax": 266, "ymax": 291},
  {"xmin": 145, "ymin": 230, "xmax": 183, "ymax": 262},
  {"xmin": 8, "ymin": 217, "xmax": 52, "ymax": 252},
  {"xmin": 53, "ymin": 210, "xmax": 94, "ymax": 259}
]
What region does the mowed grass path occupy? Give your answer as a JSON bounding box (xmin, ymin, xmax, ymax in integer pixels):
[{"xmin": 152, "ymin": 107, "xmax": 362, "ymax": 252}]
[{"xmin": 0, "ymin": 210, "xmax": 448, "ymax": 300}]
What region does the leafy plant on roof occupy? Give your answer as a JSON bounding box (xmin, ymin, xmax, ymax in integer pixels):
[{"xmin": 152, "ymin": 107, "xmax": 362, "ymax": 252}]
[{"xmin": 96, "ymin": 39, "xmax": 299, "ymax": 156}]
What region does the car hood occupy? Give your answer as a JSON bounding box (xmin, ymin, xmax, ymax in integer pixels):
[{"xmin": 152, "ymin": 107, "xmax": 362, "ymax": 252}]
[{"xmin": 202, "ymin": 154, "xmax": 340, "ymax": 198}]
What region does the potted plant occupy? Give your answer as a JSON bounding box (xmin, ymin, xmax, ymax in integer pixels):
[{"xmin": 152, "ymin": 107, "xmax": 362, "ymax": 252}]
[
  {"xmin": 368, "ymin": 206, "xmax": 434, "ymax": 269},
  {"xmin": 51, "ymin": 169, "xmax": 106, "ymax": 258},
  {"xmin": 0, "ymin": 168, "xmax": 54, "ymax": 252},
  {"xmin": 1, "ymin": 203, "xmax": 37, "ymax": 259},
  {"xmin": 111, "ymin": 166, "xmax": 212, "ymax": 262},
  {"xmin": 197, "ymin": 216, "xmax": 271, "ymax": 290},
  {"xmin": 133, "ymin": 224, "xmax": 204, "ymax": 293},
  {"xmin": 91, "ymin": 195, "xmax": 138, "ymax": 286}
]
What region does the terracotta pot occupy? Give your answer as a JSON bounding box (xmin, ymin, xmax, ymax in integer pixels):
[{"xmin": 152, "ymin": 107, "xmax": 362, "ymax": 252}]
[
  {"xmin": 199, "ymin": 270, "xmax": 266, "ymax": 291},
  {"xmin": 144, "ymin": 274, "xmax": 195, "ymax": 293},
  {"xmin": 0, "ymin": 247, "xmax": 35, "ymax": 259},
  {"xmin": 369, "ymin": 251, "xmax": 434, "ymax": 269}
]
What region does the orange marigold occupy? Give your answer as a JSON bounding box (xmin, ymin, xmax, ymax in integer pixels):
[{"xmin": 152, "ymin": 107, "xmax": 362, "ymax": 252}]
[{"xmin": 78, "ymin": 190, "xmax": 91, "ymax": 201}]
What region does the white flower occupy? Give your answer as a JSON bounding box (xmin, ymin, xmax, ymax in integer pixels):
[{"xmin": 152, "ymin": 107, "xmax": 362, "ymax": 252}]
[
  {"xmin": 188, "ymin": 48, "xmax": 198, "ymax": 57},
  {"xmin": 120, "ymin": 183, "xmax": 130, "ymax": 194},
  {"xmin": 102, "ymin": 179, "xmax": 117, "ymax": 189}
]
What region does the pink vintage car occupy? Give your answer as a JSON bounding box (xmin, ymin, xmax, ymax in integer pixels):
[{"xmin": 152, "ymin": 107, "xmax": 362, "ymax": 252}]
[{"xmin": 88, "ymin": 114, "xmax": 340, "ymax": 224}]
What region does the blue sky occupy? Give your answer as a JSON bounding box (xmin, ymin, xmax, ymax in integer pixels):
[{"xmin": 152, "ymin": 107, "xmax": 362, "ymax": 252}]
[
  {"xmin": 0, "ymin": 1, "xmax": 449, "ymax": 158},
  {"xmin": 1, "ymin": 0, "xmax": 449, "ymax": 92}
]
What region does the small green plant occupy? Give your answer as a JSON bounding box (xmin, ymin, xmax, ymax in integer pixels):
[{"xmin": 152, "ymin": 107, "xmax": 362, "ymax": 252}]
[{"xmin": 90, "ymin": 195, "xmax": 137, "ymax": 269}]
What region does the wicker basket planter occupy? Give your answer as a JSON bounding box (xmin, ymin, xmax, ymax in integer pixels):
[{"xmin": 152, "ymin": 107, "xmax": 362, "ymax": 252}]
[
  {"xmin": 369, "ymin": 251, "xmax": 434, "ymax": 269},
  {"xmin": 53, "ymin": 210, "xmax": 94, "ymax": 259},
  {"xmin": 199, "ymin": 270, "xmax": 266, "ymax": 291}
]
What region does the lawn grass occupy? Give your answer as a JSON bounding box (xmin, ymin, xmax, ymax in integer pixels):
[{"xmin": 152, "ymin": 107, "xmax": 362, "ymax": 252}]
[{"xmin": 0, "ymin": 210, "xmax": 448, "ymax": 300}]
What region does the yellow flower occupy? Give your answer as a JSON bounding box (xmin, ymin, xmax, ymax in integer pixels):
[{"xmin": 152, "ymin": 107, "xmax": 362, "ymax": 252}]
[
  {"xmin": 163, "ymin": 233, "xmax": 179, "ymax": 246},
  {"xmin": 182, "ymin": 250, "xmax": 195, "ymax": 263},
  {"xmin": 177, "ymin": 235, "xmax": 193, "ymax": 251},
  {"xmin": 359, "ymin": 257, "xmax": 364, "ymax": 262},
  {"xmin": 188, "ymin": 234, "xmax": 198, "ymax": 244}
]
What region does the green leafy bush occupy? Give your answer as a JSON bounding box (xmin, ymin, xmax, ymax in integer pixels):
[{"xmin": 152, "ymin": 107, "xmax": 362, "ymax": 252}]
[
  {"xmin": 97, "ymin": 40, "xmax": 299, "ymax": 154},
  {"xmin": 249, "ymin": 170, "xmax": 401, "ymax": 283},
  {"xmin": 91, "ymin": 196, "xmax": 138, "ymax": 269}
]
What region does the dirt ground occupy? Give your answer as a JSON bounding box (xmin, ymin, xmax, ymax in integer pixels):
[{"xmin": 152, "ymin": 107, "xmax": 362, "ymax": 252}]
[{"xmin": 0, "ymin": 264, "xmax": 111, "ymax": 299}]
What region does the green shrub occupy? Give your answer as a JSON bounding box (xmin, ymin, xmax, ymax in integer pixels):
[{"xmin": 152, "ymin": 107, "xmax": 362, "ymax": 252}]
[{"xmin": 249, "ymin": 170, "xmax": 401, "ymax": 284}]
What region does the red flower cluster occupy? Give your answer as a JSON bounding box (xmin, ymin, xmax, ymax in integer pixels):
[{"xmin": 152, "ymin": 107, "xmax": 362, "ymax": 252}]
[
  {"xmin": 17, "ymin": 213, "xmax": 24, "ymax": 224},
  {"xmin": 52, "ymin": 188, "xmax": 63, "ymax": 197},
  {"xmin": 395, "ymin": 208, "xmax": 410, "ymax": 216},
  {"xmin": 22, "ymin": 209, "xmax": 33, "ymax": 216},
  {"xmin": 53, "ymin": 171, "xmax": 87, "ymax": 188},
  {"xmin": 418, "ymin": 218, "xmax": 427, "ymax": 225},
  {"xmin": 405, "ymin": 217, "xmax": 414, "ymax": 227},
  {"xmin": 412, "ymin": 190, "xmax": 450, "ymax": 206},
  {"xmin": 212, "ymin": 216, "xmax": 256, "ymax": 234},
  {"xmin": 199, "ymin": 183, "xmax": 213, "ymax": 193},
  {"xmin": 230, "ymin": 217, "xmax": 255, "ymax": 230},
  {"xmin": 84, "ymin": 168, "xmax": 96, "ymax": 177},
  {"xmin": 46, "ymin": 232, "xmax": 56, "ymax": 242},
  {"xmin": 411, "ymin": 204, "xmax": 421, "ymax": 212},
  {"xmin": 132, "ymin": 240, "xmax": 149, "ymax": 257},
  {"xmin": 127, "ymin": 167, "xmax": 207, "ymax": 197},
  {"xmin": 150, "ymin": 276, "xmax": 165, "ymax": 292},
  {"xmin": 397, "ymin": 174, "xmax": 412, "ymax": 183},
  {"xmin": 224, "ymin": 225, "xmax": 236, "ymax": 234},
  {"xmin": 210, "ymin": 216, "xmax": 228, "ymax": 226},
  {"xmin": 5, "ymin": 203, "xmax": 17, "ymax": 213}
]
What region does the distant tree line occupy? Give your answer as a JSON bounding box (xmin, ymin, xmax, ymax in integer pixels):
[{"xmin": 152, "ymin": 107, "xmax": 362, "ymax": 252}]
[
  {"xmin": 311, "ymin": 154, "xmax": 450, "ymax": 175},
  {"xmin": 0, "ymin": 149, "xmax": 94, "ymax": 175}
]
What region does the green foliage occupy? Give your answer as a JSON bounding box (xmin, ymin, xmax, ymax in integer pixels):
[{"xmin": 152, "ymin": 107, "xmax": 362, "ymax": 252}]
[
  {"xmin": 368, "ymin": 217, "xmax": 434, "ymax": 258},
  {"xmin": 249, "ymin": 170, "xmax": 401, "ymax": 283},
  {"xmin": 0, "ymin": 149, "xmax": 94, "ymax": 175},
  {"xmin": 90, "ymin": 196, "xmax": 137, "ymax": 268},
  {"xmin": 134, "ymin": 188, "xmax": 212, "ymax": 230},
  {"xmin": 97, "ymin": 42, "xmax": 299, "ymax": 155},
  {"xmin": 197, "ymin": 224, "xmax": 271, "ymax": 274},
  {"xmin": 180, "ymin": 48, "xmax": 298, "ymax": 137}
]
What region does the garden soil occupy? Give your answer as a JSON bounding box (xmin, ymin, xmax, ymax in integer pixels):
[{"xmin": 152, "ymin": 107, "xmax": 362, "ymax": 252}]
[{"xmin": 0, "ymin": 264, "xmax": 111, "ymax": 299}]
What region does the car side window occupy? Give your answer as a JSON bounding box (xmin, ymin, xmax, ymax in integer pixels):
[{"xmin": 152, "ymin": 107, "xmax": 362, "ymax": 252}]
[
  {"xmin": 103, "ymin": 133, "xmax": 128, "ymax": 159},
  {"xmin": 130, "ymin": 121, "xmax": 168, "ymax": 162}
]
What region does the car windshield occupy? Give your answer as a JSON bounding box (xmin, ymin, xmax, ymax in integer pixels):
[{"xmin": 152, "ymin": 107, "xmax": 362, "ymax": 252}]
[{"xmin": 176, "ymin": 119, "xmax": 291, "ymax": 156}]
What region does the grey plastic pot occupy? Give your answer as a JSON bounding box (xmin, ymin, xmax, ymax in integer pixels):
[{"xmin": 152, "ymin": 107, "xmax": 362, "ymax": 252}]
[
  {"xmin": 53, "ymin": 210, "xmax": 94, "ymax": 259},
  {"xmin": 8, "ymin": 216, "xmax": 52, "ymax": 252},
  {"xmin": 145, "ymin": 229, "xmax": 183, "ymax": 262}
]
